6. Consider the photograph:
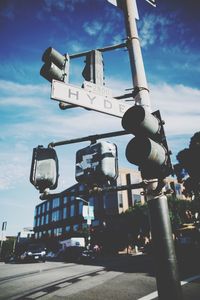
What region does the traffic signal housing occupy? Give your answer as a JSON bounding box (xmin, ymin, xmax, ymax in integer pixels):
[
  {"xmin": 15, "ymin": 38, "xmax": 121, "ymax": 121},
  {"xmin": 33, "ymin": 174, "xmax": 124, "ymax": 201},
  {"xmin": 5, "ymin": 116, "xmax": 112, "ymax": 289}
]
[
  {"xmin": 122, "ymin": 106, "xmax": 173, "ymax": 179},
  {"xmin": 82, "ymin": 50, "xmax": 104, "ymax": 85},
  {"xmin": 30, "ymin": 146, "xmax": 59, "ymax": 193},
  {"xmin": 40, "ymin": 47, "xmax": 70, "ymax": 83},
  {"xmin": 75, "ymin": 141, "xmax": 118, "ymax": 184}
]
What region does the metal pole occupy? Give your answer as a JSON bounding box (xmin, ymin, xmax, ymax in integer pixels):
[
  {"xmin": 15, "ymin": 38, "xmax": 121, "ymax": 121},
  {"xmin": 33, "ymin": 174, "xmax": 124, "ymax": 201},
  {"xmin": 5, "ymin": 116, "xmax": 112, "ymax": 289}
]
[
  {"xmin": 121, "ymin": 1, "xmax": 182, "ymax": 299},
  {"xmin": 76, "ymin": 197, "xmax": 91, "ymax": 249},
  {"xmin": 147, "ymin": 193, "xmax": 182, "ymax": 300},
  {"xmin": 122, "ymin": 0, "xmax": 151, "ymax": 110}
]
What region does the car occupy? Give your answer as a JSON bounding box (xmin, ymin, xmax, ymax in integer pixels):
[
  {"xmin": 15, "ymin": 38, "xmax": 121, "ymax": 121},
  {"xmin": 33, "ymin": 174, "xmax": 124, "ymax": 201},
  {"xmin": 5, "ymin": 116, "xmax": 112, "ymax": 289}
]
[{"xmin": 18, "ymin": 244, "xmax": 46, "ymax": 262}]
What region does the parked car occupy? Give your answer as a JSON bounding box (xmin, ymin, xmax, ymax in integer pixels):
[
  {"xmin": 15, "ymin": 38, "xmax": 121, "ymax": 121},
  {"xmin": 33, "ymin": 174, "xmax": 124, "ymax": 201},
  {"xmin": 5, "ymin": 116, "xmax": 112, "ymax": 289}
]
[{"xmin": 17, "ymin": 244, "xmax": 46, "ymax": 262}]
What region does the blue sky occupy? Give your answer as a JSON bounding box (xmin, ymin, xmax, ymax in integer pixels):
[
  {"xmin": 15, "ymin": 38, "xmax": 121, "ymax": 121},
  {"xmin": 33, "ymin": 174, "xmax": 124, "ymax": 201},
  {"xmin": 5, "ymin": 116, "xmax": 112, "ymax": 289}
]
[{"xmin": 0, "ymin": 0, "xmax": 200, "ymax": 236}]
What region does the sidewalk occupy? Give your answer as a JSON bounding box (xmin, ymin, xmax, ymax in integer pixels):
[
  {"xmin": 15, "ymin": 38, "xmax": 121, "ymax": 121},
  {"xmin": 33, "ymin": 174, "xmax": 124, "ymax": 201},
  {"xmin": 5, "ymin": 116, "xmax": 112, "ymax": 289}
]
[{"xmin": 138, "ymin": 274, "xmax": 200, "ymax": 300}]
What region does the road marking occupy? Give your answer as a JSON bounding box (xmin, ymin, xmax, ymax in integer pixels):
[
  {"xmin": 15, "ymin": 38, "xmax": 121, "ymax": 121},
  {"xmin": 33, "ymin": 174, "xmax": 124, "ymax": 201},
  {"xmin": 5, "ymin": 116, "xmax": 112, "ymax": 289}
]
[
  {"xmin": 138, "ymin": 274, "xmax": 200, "ymax": 300},
  {"xmin": 79, "ymin": 275, "xmax": 92, "ymax": 280},
  {"xmin": 56, "ymin": 282, "xmax": 72, "ymax": 288},
  {"xmin": 26, "ymin": 291, "xmax": 47, "ymax": 299}
]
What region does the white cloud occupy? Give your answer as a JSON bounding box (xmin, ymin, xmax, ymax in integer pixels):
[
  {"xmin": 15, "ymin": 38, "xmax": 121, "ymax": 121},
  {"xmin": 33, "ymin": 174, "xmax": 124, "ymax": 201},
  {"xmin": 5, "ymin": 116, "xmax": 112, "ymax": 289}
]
[
  {"xmin": 139, "ymin": 14, "xmax": 172, "ymax": 48},
  {"xmin": 83, "ymin": 21, "xmax": 103, "ymax": 36},
  {"xmin": 0, "ymin": 80, "xmax": 49, "ymax": 97},
  {"xmin": 0, "ymin": 79, "xmax": 199, "ymax": 191},
  {"xmin": 150, "ymin": 83, "xmax": 200, "ymax": 136},
  {"xmin": 43, "ymin": 0, "xmax": 86, "ymax": 13}
]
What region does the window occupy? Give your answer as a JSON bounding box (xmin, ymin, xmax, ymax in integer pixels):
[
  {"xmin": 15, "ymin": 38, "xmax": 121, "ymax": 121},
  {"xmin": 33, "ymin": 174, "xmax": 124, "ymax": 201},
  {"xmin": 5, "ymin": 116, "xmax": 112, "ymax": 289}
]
[
  {"xmin": 41, "ymin": 215, "xmax": 45, "ymax": 225},
  {"xmin": 133, "ymin": 194, "xmax": 141, "ymax": 204},
  {"xmin": 63, "ymin": 207, "xmax": 68, "ymax": 219},
  {"xmin": 73, "ymin": 224, "xmax": 79, "ymax": 231},
  {"xmin": 79, "ymin": 184, "xmax": 85, "ymax": 191},
  {"xmin": 33, "ymin": 218, "xmax": 37, "ymax": 227},
  {"xmin": 45, "ymin": 214, "xmax": 49, "ymax": 224},
  {"xmin": 42, "ymin": 203, "xmax": 45, "ymax": 213},
  {"xmin": 66, "ymin": 225, "xmax": 70, "ymax": 232},
  {"xmin": 46, "ymin": 202, "xmax": 50, "ymax": 211},
  {"xmin": 63, "ymin": 196, "xmax": 68, "ymax": 204},
  {"xmin": 70, "ymin": 204, "xmax": 75, "ymax": 217},
  {"xmin": 70, "ymin": 195, "xmax": 75, "ymax": 202},
  {"xmin": 52, "ymin": 197, "xmax": 60, "ymax": 209},
  {"xmin": 78, "ymin": 202, "xmax": 83, "ymax": 215},
  {"xmin": 118, "ymin": 193, "xmax": 123, "ymax": 208},
  {"xmin": 53, "ymin": 227, "xmax": 62, "ymax": 236},
  {"xmin": 52, "ymin": 210, "xmax": 60, "ymax": 222},
  {"xmin": 37, "ymin": 217, "xmax": 40, "ymax": 227},
  {"xmin": 37, "ymin": 206, "xmax": 41, "ymax": 215}
]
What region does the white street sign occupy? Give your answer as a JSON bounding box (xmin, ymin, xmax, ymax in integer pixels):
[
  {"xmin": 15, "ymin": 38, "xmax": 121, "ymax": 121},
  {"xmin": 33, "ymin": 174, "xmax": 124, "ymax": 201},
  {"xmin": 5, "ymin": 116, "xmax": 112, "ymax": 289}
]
[
  {"xmin": 145, "ymin": 0, "xmax": 156, "ymax": 7},
  {"xmin": 107, "ymin": 0, "xmax": 139, "ymax": 19},
  {"xmin": 51, "ymin": 80, "xmax": 132, "ymax": 118},
  {"xmin": 82, "ymin": 205, "xmax": 94, "ymax": 220},
  {"xmin": 83, "ymin": 81, "xmax": 113, "ymax": 98}
]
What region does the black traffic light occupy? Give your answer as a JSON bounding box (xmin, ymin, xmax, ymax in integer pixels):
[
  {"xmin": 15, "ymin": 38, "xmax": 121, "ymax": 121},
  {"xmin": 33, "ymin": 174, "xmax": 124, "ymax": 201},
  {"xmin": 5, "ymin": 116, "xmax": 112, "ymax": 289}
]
[
  {"xmin": 122, "ymin": 106, "xmax": 173, "ymax": 179},
  {"xmin": 30, "ymin": 146, "xmax": 59, "ymax": 193},
  {"xmin": 40, "ymin": 47, "xmax": 70, "ymax": 83},
  {"xmin": 82, "ymin": 50, "xmax": 104, "ymax": 85}
]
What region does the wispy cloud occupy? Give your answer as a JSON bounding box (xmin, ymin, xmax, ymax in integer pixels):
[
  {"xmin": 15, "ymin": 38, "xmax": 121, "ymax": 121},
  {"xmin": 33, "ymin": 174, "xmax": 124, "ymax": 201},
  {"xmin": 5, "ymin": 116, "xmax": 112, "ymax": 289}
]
[
  {"xmin": 83, "ymin": 21, "xmax": 103, "ymax": 36},
  {"xmin": 0, "ymin": 79, "xmax": 199, "ymax": 191},
  {"xmin": 43, "ymin": 0, "xmax": 86, "ymax": 13},
  {"xmin": 138, "ymin": 14, "xmax": 172, "ymax": 48}
]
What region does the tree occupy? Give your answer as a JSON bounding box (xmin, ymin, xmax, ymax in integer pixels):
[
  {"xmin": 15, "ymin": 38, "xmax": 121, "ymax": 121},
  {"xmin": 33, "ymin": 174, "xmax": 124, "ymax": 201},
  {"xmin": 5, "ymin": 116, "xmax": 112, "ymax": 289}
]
[{"xmin": 176, "ymin": 132, "xmax": 200, "ymax": 200}]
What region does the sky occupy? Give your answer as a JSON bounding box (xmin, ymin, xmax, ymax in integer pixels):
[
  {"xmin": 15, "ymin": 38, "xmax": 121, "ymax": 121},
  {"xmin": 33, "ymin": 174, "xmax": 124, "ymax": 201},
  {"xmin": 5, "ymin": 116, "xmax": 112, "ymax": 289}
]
[{"xmin": 0, "ymin": 0, "xmax": 200, "ymax": 236}]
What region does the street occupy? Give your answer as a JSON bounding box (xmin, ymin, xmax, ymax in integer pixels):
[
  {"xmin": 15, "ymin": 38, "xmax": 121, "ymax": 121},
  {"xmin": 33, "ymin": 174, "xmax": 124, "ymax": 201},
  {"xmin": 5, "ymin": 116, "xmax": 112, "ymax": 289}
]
[{"xmin": 0, "ymin": 254, "xmax": 200, "ymax": 300}]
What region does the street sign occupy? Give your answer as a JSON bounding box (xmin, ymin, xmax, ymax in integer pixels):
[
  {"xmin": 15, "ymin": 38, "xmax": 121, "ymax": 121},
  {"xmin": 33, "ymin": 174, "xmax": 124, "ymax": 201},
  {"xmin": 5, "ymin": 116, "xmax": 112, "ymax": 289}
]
[
  {"xmin": 51, "ymin": 80, "xmax": 132, "ymax": 118},
  {"xmin": 107, "ymin": 0, "xmax": 139, "ymax": 19},
  {"xmin": 83, "ymin": 81, "xmax": 113, "ymax": 98},
  {"xmin": 82, "ymin": 205, "xmax": 94, "ymax": 220},
  {"xmin": 145, "ymin": 0, "xmax": 156, "ymax": 7}
]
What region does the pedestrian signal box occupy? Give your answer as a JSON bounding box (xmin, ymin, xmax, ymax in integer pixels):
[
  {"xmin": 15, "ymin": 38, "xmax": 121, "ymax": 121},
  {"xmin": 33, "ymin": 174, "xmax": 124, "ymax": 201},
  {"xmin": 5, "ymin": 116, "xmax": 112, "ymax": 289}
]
[
  {"xmin": 30, "ymin": 146, "xmax": 59, "ymax": 193},
  {"xmin": 75, "ymin": 141, "xmax": 118, "ymax": 184}
]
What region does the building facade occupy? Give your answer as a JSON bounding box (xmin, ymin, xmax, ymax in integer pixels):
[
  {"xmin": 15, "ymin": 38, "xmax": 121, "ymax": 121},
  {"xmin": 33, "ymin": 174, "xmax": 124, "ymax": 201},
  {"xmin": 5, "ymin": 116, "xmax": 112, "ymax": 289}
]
[
  {"xmin": 33, "ymin": 167, "xmax": 187, "ymax": 242},
  {"xmin": 33, "ymin": 168, "xmax": 144, "ymax": 241}
]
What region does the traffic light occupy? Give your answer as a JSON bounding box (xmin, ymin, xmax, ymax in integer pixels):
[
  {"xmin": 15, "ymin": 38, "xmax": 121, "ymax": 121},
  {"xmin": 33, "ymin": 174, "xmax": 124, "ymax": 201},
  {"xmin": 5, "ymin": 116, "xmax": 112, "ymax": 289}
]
[
  {"xmin": 121, "ymin": 106, "xmax": 172, "ymax": 179},
  {"xmin": 75, "ymin": 141, "xmax": 118, "ymax": 184},
  {"xmin": 30, "ymin": 146, "xmax": 59, "ymax": 193},
  {"xmin": 82, "ymin": 50, "xmax": 104, "ymax": 85},
  {"xmin": 40, "ymin": 47, "xmax": 70, "ymax": 83}
]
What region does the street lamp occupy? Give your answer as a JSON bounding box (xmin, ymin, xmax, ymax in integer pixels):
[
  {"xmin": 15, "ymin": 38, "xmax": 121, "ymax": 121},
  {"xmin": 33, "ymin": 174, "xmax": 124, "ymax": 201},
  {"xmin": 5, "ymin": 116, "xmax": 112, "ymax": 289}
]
[{"xmin": 75, "ymin": 197, "xmax": 94, "ymax": 249}]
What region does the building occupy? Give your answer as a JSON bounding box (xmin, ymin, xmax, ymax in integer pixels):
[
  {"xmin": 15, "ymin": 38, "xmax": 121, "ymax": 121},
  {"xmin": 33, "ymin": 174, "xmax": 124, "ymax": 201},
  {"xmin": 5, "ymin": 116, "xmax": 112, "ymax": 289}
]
[
  {"xmin": 33, "ymin": 168, "xmax": 188, "ymax": 243},
  {"xmin": 33, "ymin": 168, "xmax": 144, "ymax": 241}
]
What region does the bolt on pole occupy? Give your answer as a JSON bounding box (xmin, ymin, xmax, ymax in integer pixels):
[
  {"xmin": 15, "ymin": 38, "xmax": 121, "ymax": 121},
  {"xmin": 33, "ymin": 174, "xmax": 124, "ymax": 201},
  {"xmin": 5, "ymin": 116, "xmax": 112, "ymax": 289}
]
[{"xmin": 121, "ymin": 1, "xmax": 182, "ymax": 299}]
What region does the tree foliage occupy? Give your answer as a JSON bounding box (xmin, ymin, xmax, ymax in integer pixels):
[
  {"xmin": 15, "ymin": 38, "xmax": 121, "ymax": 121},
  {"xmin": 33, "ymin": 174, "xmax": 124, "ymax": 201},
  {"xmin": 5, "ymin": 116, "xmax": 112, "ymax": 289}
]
[{"xmin": 176, "ymin": 131, "xmax": 200, "ymax": 199}]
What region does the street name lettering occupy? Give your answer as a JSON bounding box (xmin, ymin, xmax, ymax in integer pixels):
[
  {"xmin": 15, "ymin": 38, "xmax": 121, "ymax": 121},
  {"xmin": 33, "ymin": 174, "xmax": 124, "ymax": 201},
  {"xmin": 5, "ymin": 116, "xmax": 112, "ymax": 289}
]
[
  {"xmin": 83, "ymin": 81, "xmax": 113, "ymax": 98},
  {"xmin": 51, "ymin": 80, "xmax": 132, "ymax": 118}
]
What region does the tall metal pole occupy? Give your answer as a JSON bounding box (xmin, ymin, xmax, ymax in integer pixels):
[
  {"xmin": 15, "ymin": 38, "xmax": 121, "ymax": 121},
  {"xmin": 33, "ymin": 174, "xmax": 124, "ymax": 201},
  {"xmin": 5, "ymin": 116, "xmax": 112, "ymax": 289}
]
[
  {"xmin": 148, "ymin": 193, "xmax": 182, "ymax": 299},
  {"xmin": 122, "ymin": 0, "xmax": 151, "ymax": 111},
  {"xmin": 121, "ymin": 1, "xmax": 182, "ymax": 299}
]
